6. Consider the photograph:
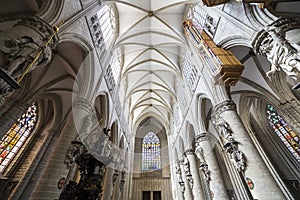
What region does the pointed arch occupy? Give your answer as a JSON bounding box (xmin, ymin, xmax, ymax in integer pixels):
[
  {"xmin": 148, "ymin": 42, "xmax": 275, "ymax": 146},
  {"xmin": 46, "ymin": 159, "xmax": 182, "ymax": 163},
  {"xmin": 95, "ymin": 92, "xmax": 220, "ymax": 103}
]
[{"xmin": 142, "ymin": 132, "xmax": 161, "ymax": 171}]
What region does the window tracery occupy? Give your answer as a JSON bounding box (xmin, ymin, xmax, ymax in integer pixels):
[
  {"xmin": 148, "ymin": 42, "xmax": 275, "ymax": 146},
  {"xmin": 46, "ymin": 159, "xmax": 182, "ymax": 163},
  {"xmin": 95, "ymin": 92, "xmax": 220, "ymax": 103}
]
[
  {"xmin": 0, "ymin": 103, "xmax": 37, "ymax": 173},
  {"xmin": 142, "ymin": 132, "xmax": 161, "ymax": 171},
  {"xmin": 97, "ymin": 4, "xmax": 117, "ymax": 49},
  {"xmin": 266, "ymin": 104, "xmax": 300, "ymax": 162}
]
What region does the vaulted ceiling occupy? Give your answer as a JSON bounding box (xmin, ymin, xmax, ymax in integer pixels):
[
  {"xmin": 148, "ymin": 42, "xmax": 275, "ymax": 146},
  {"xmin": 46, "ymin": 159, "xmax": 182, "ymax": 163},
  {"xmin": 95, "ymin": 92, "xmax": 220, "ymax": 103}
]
[{"xmin": 112, "ymin": 0, "xmax": 192, "ymax": 128}]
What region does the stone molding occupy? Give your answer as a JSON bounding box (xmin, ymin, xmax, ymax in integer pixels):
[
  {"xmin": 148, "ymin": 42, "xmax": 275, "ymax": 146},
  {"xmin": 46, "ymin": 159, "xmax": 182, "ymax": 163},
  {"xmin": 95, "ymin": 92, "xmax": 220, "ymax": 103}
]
[
  {"xmin": 72, "ymin": 98, "xmax": 94, "ymax": 114},
  {"xmin": 195, "ymin": 133, "xmax": 208, "ymax": 143}
]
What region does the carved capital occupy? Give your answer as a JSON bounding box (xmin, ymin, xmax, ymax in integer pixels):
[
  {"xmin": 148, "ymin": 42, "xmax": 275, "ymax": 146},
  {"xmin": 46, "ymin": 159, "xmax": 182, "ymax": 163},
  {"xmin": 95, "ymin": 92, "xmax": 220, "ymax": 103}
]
[
  {"xmin": 73, "ymin": 98, "xmax": 94, "ymax": 113},
  {"xmin": 195, "ymin": 133, "xmax": 208, "ymax": 144},
  {"xmin": 213, "ymin": 100, "xmax": 236, "ymax": 116}
]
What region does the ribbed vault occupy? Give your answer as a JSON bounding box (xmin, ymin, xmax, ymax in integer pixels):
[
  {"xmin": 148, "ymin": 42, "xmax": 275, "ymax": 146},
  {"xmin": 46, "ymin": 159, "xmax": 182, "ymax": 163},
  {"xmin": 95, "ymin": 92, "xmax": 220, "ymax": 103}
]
[{"xmin": 107, "ymin": 0, "xmax": 192, "ymax": 129}]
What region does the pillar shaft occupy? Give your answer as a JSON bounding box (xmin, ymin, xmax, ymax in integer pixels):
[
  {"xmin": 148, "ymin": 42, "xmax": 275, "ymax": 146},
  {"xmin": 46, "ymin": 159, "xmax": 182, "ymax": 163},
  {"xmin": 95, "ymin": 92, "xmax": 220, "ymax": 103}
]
[
  {"xmin": 197, "ymin": 135, "xmax": 229, "ymax": 200},
  {"xmin": 185, "ymin": 150, "xmax": 205, "ymax": 200},
  {"xmin": 102, "ymin": 168, "xmax": 114, "ymax": 200},
  {"xmin": 179, "ymin": 160, "xmax": 193, "ymax": 200},
  {"xmin": 214, "ymin": 100, "xmax": 286, "ymax": 199}
]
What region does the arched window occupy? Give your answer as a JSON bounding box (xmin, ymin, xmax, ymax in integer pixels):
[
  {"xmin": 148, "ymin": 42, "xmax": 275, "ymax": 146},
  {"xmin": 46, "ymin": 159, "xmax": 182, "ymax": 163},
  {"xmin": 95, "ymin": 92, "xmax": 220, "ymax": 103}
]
[
  {"xmin": 142, "ymin": 132, "xmax": 161, "ymax": 171},
  {"xmin": 0, "ymin": 103, "xmax": 37, "ymax": 173},
  {"xmin": 97, "ymin": 4, "xmax": 117, "ymax": 49},
  {"xmin": 266, "ymin": 104, "xmax": 300, "ymax": 162}
]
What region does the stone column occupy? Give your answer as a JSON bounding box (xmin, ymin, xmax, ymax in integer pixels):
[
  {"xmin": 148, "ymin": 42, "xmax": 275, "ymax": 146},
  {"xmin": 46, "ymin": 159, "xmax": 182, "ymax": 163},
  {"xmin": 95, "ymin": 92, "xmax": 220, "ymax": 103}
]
[
  {"xmin": 174, "ymin": 163, "xmax": 184, "ymax": 200},
  {"xmin": 252, "ymin": 18, "xmax": 300, "ymax": 81},
  {"xmin": 185, "ymin": 149, "xmax": 205, "ymax": 200},
  {"xmin": 213, "ymin": 100, "xmax": 286, "ymax": 200},
  {"xmin": 29, "ymin": 115, "xmax": 78, "ymax": 199},
  {"xmin": 195, "ymin": 133, "xmax": 229, "ymax": 200},
  {"xmin": 112, "ymin": 174, "xmax": 121, "ymax": 200},
  {"xmin": 119, "ymin": 170, "xmax": 127, "ymax": 200},
  {"xmin": 101, "ymin": 168, "xmax": 114, "ymax": 200},
  {"xmin": 179, "ymin": 159, "xmax": 193, "ymax": 200}
]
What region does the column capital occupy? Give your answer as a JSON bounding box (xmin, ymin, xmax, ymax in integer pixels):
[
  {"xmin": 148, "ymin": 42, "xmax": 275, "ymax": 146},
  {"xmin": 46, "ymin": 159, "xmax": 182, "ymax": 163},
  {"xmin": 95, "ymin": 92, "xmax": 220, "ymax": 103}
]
[
  {"xmin": 213, "ymin": 100, "xmax": 236, "ymax": 116},
  {"xmin": 195, "ymin": 133, "xmax": 209, "ymax": 144},
  {"xmin": 184, "ymin": 149, "xmax": 195, "ymax": 156},
  {"xmin": 73, "ymin": 97, "xmax": 94, "ymax": 113}
]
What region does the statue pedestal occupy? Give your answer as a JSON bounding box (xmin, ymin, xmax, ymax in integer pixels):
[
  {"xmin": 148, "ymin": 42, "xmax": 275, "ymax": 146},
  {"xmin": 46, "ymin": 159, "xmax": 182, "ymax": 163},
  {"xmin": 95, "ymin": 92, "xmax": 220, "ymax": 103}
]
[
  {"xmin": 292, "ymin": 82, "xmax": 300, "ymax": 90},
  {"xmin": 0, "ymin": 68, "xmax": 21, "ymax": 89}
]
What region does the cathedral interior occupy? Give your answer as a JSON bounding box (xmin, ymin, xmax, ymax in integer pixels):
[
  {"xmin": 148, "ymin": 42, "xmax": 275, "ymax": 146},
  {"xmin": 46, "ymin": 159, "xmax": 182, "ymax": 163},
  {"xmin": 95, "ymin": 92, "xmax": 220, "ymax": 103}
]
[{"xmin": 0, "ymin": 0, "xmax": 300, "ymax": 200}]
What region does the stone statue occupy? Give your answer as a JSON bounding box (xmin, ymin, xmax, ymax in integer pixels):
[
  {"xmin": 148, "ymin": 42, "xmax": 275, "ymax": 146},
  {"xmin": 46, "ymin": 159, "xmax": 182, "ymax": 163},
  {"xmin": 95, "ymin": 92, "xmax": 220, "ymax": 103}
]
[
  {"xmin": 214, "ymin": 116, "xmax": 247, "ymax": 172},
  {"xmin": 175, "ymin": 164, "xmax": 185, "ymax": 193},
  {"xmin": 200, "ymin": 162, "xmax": 211, "ymax": 182},
  {"xmin": 253, "ymin": 19, "xmax": 300, "ymax": 80},
  {"xmin": 100, "ymin": 135, "xmax": 112, "ymax": 157},
  {"xmin": 0, "ymin": 36, "xmax": 51, "ymax": 78},
  {"xmin": 232, "ymin": 150, "xmax": 246, "ymax": 172},
  {"xmin": 175, "ymin": 164, "xmax": 183, "ymax": 182},
  {"xmin": 215, "ymin": 116, "xmax": 234, "ymax": 141},
  {"xmin": 64, "ymin": 146, "xmax": 81, "ymax": 169},
  {"xmin": 195, "ymin": 144, "xmax": 203, "ymax": 161},
  {"xmin": 183, "ymin": 156, "xmax": 191, "ymax": 176}
]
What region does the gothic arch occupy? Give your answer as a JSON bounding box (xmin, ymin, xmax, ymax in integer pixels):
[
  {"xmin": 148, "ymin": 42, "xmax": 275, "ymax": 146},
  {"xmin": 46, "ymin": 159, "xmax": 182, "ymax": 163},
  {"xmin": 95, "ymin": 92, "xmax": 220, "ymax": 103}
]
[
  {"xmin": 197, "ymin": 95, "xmax": 214, "ymax": 134},
  {"xmin": 37, "ymin": 0, "xmax": 64, "ymax": 25},
  {"xmin": 110, "ymin": 121, "xmax": 118, "ymax": 144},
  {"xmin": 177, "ymin": 136, "xmax": 185, "ymax": 160},
  {"xmin": 184, "ymin": 121, "xmax": 196, "ymax": 151},
  {"xmin": 95, "ymin": 93, "xmax": 109, "ymax": 129}
]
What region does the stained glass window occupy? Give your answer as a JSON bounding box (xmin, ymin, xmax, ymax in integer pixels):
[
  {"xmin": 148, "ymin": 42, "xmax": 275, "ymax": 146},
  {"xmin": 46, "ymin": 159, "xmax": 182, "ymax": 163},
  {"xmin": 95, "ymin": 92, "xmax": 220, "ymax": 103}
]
[
  {"xmin": 266, "ymin": 104, "xmax": 300, "ymax": 162},
  {"xmin": 142, "ymin": 132, "xmax": 161, "ymax": 171},
  {"xmin": 0, "ymin": 103, "xmax": 37, "ymax": 173}
]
